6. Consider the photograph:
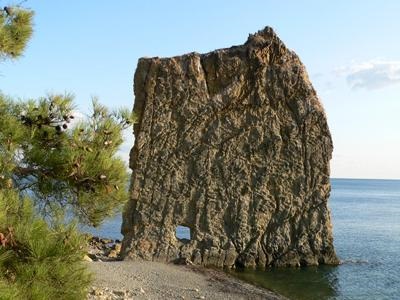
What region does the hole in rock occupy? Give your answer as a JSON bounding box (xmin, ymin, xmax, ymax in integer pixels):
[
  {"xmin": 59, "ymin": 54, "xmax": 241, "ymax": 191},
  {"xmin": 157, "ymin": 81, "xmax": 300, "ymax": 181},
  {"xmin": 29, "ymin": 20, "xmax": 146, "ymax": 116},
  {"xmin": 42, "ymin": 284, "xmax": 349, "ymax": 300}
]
[{"xmin": 175, "ymin": 225, "xmax": 191, "ymax": 243}]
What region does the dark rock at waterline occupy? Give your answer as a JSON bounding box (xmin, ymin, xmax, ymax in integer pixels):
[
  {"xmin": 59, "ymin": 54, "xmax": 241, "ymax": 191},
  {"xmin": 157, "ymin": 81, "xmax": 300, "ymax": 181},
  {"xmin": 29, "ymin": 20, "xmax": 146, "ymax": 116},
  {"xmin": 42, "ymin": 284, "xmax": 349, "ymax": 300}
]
[
  {"xmin": 121, "ymin": 26, "xmax": 339, "ymax": 268},
  {"xmin": 87, "ymin": 236, "xmax": 122, "ymax": 261}
]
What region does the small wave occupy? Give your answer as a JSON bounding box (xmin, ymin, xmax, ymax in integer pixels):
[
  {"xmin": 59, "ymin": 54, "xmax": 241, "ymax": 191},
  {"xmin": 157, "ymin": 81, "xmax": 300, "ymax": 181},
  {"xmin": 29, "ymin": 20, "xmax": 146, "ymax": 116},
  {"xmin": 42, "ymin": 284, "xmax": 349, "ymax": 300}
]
[{"xmin": 339, "ymin": 259, "xmax": 369, "ymax": 265}]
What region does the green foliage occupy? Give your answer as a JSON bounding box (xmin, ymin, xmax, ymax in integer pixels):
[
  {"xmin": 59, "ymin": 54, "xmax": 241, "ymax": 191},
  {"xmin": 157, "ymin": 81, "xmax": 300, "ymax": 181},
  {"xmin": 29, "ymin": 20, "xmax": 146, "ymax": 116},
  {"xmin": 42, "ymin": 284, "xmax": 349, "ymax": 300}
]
[
  {"xmin": 0, "ymin": 189, "xmax": 91, "ymax": 299},
  {"xmin": 0, "ymin": 4, "xmax": 135, "ymax": 299},
  {"xmin": 0, "ymin": 6, "xmax": 33, "ymax": 59},
  {"xmin": 5, "ymin": 94, "xmax": 134, "ymax": 226},
  {"xmin": 0, "ymin": 93, "xmax": 134, "ymax": 226}
]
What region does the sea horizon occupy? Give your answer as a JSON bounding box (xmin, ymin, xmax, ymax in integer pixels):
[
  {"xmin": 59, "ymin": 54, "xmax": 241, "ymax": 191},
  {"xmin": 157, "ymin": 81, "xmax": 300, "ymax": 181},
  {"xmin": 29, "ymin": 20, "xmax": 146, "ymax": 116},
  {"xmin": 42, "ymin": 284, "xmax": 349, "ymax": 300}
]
[{"xmin": 332, "ymin": 177, "xmax": 400, "ymax": 181}]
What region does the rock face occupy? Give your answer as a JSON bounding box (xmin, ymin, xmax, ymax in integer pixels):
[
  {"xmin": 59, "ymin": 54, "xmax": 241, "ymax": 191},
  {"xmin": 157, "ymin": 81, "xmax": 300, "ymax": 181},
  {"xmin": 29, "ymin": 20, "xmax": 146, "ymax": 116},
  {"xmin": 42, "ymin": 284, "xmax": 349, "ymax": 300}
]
[{"xmin": 121, "ymin": 27, "xmax": 339, "ymax": 268}]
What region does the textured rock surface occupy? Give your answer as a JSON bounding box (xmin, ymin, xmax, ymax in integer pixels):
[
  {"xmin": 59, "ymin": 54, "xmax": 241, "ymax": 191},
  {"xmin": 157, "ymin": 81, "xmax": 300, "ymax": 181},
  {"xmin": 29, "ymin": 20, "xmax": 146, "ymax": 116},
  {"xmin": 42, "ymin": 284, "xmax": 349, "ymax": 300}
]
[{"xmin": 121, "ymin": 27, "xmax": 339, "ymax": 268}]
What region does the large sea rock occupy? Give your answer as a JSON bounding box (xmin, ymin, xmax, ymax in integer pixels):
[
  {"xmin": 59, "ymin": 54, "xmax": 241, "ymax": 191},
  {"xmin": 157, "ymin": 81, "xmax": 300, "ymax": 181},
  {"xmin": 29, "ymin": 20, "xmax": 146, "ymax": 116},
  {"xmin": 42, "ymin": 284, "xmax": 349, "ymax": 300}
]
[{"xmin": 121, "ymin": 27, "xmax": 339, "ymax": 268}]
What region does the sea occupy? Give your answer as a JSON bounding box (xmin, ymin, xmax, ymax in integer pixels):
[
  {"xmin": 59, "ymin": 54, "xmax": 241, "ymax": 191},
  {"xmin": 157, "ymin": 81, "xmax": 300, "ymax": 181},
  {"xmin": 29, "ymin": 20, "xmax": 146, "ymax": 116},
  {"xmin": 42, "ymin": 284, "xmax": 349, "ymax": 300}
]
[{"xmin": 82, "ymin": 179, "xmax": 400, "ymax": 300}]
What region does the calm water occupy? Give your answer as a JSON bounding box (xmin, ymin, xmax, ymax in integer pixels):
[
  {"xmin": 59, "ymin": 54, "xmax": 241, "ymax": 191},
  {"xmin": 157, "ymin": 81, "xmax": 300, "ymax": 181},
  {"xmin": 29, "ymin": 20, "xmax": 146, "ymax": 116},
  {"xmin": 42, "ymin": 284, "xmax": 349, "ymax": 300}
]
[{"xmin": 84, "ymin": 179, "xmax": 400, "ymax": 300}]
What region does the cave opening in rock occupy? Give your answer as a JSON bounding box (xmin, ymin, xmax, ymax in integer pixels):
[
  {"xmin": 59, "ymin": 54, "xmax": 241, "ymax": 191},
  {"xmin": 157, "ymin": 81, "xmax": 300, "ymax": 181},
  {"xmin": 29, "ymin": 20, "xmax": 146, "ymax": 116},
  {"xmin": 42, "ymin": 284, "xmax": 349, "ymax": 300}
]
[{"xmin": 175, "ymin": 225, "xmax": 191, "ymax": 243}]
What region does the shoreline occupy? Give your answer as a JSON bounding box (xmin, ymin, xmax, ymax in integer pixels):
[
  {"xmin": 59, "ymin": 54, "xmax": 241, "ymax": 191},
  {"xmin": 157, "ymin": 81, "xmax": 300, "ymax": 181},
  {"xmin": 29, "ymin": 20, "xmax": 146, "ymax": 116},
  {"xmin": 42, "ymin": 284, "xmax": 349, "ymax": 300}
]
[
  {"xmin": 85, "ymin": 236, "xmax": 286, "ymax": 299},
  {"xmin": 87, "ymin": 260, "xmax": 286, "ymax": 300}
]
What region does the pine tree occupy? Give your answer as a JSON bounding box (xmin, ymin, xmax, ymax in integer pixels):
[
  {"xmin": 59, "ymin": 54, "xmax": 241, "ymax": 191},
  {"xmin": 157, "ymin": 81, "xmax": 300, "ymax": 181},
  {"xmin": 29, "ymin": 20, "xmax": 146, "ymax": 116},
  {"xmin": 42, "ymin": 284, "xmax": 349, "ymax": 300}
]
[
  {"xmin": 0, "ymin": 5, "xmax": 33, "ymax": 59},
  {"xmin": 4, "ymin": 94, "xmax": 133, "ymax": 226},
  {"xmin": 0, "ymin": 189, "xmax": 92, "ymax": 299},
  {"xmin": 0, "ymin": 5, "xmax": 133, "ymax": 299}
]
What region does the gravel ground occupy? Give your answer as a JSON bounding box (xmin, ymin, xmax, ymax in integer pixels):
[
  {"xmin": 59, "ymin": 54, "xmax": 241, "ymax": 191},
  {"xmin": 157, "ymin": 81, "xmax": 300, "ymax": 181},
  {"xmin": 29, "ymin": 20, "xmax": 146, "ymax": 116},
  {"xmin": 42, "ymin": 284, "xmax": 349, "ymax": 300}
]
[{"xmin": 86, "ymin": 260, "xmax": 285, "ymax": 300}]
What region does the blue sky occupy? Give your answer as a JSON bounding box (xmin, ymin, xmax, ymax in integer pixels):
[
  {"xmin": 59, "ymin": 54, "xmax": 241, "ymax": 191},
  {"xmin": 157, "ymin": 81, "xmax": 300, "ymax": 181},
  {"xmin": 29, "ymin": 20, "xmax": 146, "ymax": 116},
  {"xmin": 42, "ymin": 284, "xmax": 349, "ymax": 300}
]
[{"xmin": 1, "ymin": 1, "xmax": 400, "ymax": 179}]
